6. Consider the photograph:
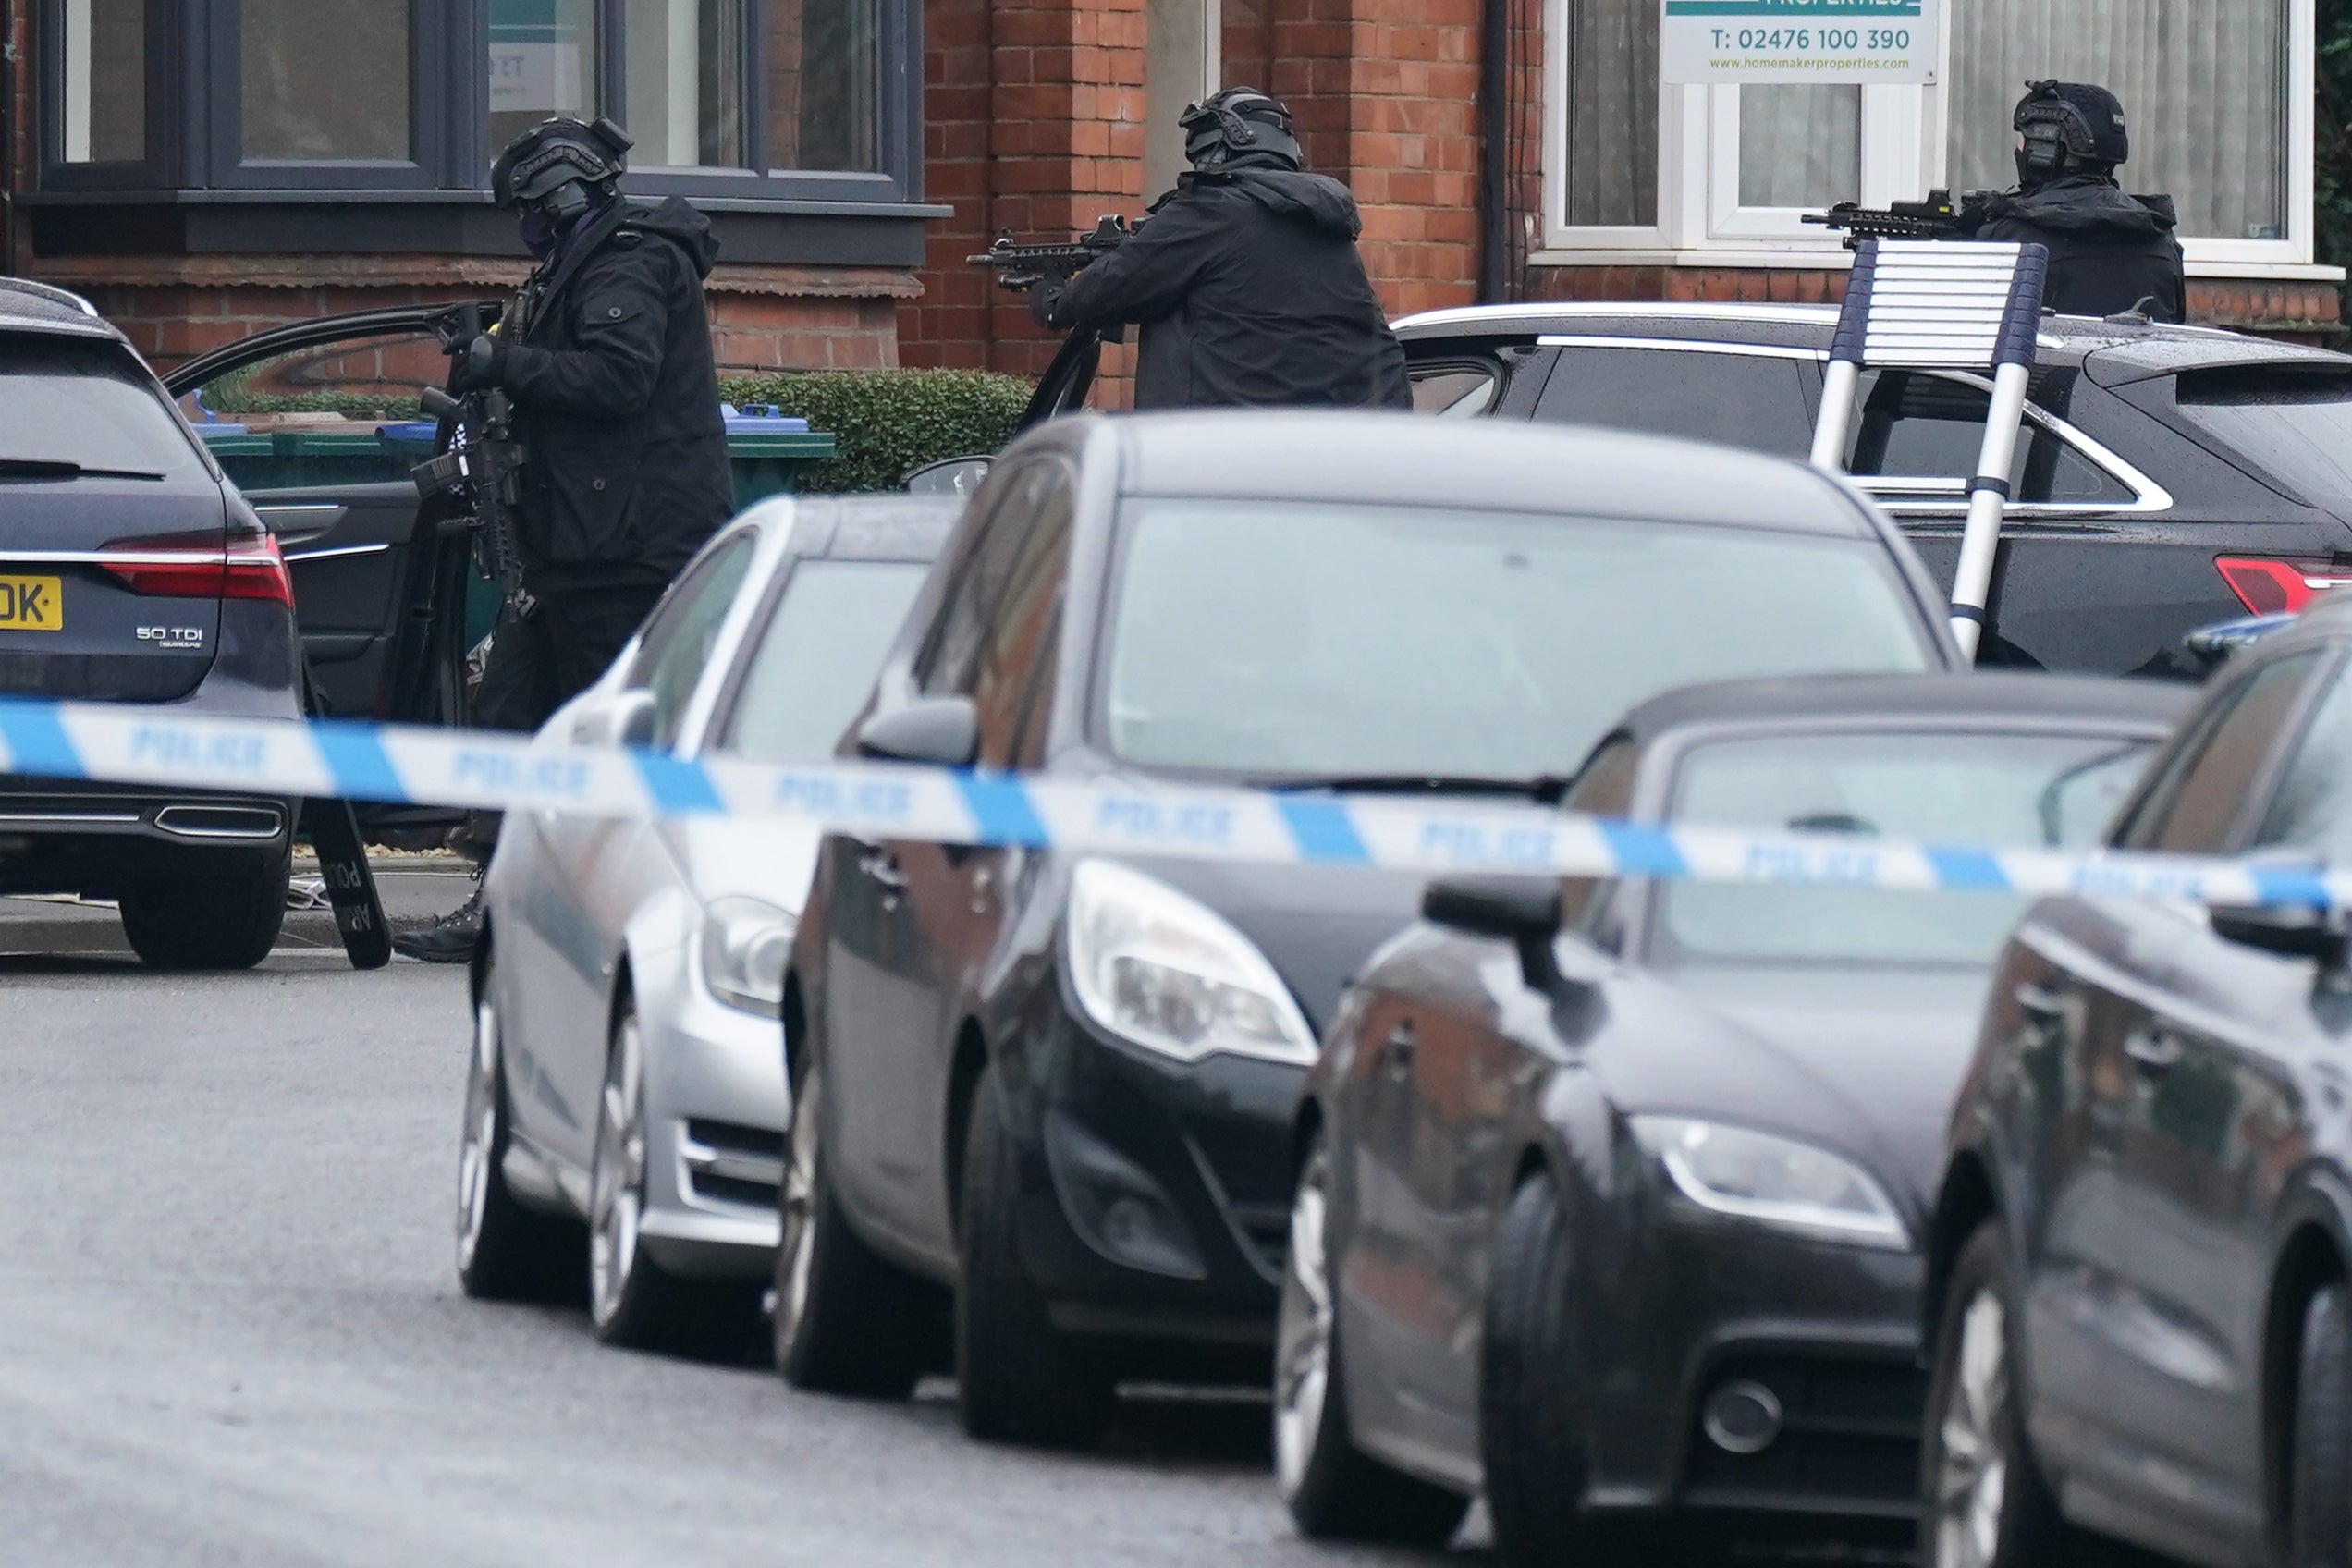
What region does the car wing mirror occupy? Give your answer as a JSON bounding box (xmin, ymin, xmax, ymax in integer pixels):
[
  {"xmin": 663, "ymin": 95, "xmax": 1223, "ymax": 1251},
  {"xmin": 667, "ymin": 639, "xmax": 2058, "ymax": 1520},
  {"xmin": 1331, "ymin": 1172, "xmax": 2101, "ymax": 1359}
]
[
  {"xmin": 2210, "ymin": 902, "xmax": 2348, "ymax": 965},
  {"xmin": 1422, "ymin": 876, "xmax": 1565, "ymax": 993},
  {"xmin": 857, "ymin": 695, "xmax": 980, "ymax": 768},
  {"xmin": 902, "ymin": 456, "xmax": 992, "ymax": 497},
  {"xmin": 572, "ymin": 689, "xmax": 660, "ymax": 750}
]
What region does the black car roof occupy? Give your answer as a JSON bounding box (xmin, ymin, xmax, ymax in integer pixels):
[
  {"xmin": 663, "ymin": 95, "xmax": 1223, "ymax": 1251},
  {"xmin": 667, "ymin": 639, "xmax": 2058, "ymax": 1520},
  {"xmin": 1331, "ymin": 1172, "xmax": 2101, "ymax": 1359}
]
[
  {"xmin": 1086, "ymin": 410, "xmax": 1884, "ymax": 537},
  {"xmin": 1616, "ymin": 671, "xmax": 2192, "ymax": 746},
  {"xmin": 0, "ymin": 278, "xmax": 124, "ymax": 344},
  {"xmin": 1392, "ymin": 301, "xmax": 2349, "ymax": 381}
]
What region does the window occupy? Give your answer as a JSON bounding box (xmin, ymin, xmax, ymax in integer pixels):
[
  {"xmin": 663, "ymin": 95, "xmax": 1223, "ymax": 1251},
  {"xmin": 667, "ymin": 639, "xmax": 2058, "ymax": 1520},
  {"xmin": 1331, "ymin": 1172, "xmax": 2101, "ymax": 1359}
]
[
  {"xmin": 0, "ymin": 337, "xmax": 204, "ymax": 477},
  {"xmin": 717, "ymin": 560, "xmax": 928, "ymax": 764},
  {"xmin": 2122, "ymin": 650, "xmax": 2322, "ymax": 853},
  {"xmin": 489, "ymin": 0, "xmax": 597, "ymax": 151},
  {"xmin": 1846, "ymin": 372, "xmax": 2137, "ymax": 506},
  {"xmin": 1557, "ymin": 735, "xmax": 1640, "ymax": 934},
  {"xmin": 2251, "ymin": 661, "xmax": 2352, "ymax": 861},
  {"xmin": 1545, "ymin": 0, "xmax": 2315, "ymax": 263},
  {"xmin": 1408, "ymin": 362, "xmax": 1502, "ymax": 418},
  {"xmin": 1534, "ymin": 346, "xmax": 1817, "ymax": 458},
  {"xmin": 627, "ymin": 534, "xmax": 756, "ymax": 748},
  {"xmin": 240, "ymin": 0, "xmax": 410, "ymax": 162},
  {"xmin": 41, "ymin": 0, "xmax": 920, "ymax": 212},
  {"xmin": 60, "ymin": 0, "xmax": 147, "ymax": 164},
  {"xmin": 917, "ymin": 461, "xmax": 1074, "ymax": 769},
  {"xmin": 1947, "ymin": 0, "xmax": 2290, "ymax": 245}
]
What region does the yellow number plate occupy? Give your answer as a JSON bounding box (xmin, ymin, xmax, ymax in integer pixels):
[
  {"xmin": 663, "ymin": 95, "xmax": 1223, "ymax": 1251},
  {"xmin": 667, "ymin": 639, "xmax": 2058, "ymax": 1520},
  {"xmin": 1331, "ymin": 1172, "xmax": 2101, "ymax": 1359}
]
[{"xmin": 0, "ymin": 576, "xmax": 63, "ymax": 631}]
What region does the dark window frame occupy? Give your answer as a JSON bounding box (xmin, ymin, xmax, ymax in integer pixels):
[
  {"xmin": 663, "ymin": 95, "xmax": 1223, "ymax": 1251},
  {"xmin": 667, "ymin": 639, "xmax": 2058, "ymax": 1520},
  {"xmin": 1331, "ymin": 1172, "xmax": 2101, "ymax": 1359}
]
[{"xmin": 36, "ymin": 0, "xmax": 923, "ymax": 206}]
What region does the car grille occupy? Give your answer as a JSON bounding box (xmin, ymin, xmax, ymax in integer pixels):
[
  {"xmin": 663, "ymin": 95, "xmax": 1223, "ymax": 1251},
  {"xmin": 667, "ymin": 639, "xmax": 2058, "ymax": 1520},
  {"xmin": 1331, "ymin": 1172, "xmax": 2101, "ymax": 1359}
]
[
  {"xmin": 680, "ymin": 1119, "xmax": 786, "ymax": 1210},
  {"xmin": 1682, "ymin": 1351, "xmax": 1923, "ymax": 1516}
]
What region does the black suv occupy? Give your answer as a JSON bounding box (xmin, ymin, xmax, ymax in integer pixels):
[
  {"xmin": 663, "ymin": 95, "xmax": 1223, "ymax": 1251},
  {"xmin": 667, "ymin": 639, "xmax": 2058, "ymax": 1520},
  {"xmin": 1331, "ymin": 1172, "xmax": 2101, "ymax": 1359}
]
[
  {"xmin": 1397, "ymin": 302, "xmax": 2352, "ymax": 678},
  {"xmin": 0, "ymin": 277, "xmax": 306, "ymax": 967}
]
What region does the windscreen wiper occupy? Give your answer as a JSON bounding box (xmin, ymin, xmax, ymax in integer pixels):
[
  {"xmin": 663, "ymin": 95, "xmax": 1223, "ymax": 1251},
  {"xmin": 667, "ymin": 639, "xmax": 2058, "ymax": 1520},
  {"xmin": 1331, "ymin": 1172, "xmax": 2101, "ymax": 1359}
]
[
  {"xmin": 1274, "ymin": 774, "xmax": 1576, "ymax": 804},
  {"xmin": 0, "ymin": 459, "xmax": 166, "ymax": 481}
]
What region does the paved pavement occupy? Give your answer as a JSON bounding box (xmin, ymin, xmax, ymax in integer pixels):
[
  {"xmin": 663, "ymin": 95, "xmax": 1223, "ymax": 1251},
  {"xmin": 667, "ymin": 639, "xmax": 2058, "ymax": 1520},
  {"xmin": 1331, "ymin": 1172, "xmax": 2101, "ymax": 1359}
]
[{"xmin": 0, "ymin": 865, "xmax": 1467, "ymax": 1567}]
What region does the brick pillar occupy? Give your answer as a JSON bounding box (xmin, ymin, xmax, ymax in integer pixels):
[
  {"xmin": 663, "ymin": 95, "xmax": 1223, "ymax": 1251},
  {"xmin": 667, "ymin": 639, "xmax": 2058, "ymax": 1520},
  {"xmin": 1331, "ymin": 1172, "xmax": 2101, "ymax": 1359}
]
[{"xmin": 907, "ymin": 0, "xmax": 1148, "ymax": 389}]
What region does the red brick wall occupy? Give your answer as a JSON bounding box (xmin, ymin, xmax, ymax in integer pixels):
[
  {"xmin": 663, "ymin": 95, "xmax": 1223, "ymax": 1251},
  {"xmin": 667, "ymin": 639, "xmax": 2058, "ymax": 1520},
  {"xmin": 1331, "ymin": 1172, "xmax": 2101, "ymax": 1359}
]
[{"xmin": 25, "ymin": 254, "xmax": 910, "ymax": 375}]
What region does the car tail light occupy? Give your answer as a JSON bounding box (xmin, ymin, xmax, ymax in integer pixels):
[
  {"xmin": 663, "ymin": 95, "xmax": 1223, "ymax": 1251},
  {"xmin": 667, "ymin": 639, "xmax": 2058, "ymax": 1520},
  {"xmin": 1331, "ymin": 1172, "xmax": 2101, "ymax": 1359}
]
[
  {"xmin": 2215, "ymin": 557, "xmax": 2352, "ymax": 618},
  {"xmin": 102, "ymin": 526, "xmax": 292, "ymax": 605}
]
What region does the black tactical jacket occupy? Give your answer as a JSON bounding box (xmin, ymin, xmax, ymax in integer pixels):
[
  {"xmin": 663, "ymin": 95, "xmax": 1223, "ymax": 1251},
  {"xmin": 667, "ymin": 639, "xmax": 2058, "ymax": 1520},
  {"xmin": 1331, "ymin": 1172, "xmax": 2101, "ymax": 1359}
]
[
  {"xmin": 500, "ymin": 197, "xmax": 735, "ymax": 593},
  {"xmin": 1971, "ymin": 176, "xmax": 2187, "ymax": 325},
  {"xmin": 1039, "ymin": 166, "xmax": 1412, "ymax": 410}
]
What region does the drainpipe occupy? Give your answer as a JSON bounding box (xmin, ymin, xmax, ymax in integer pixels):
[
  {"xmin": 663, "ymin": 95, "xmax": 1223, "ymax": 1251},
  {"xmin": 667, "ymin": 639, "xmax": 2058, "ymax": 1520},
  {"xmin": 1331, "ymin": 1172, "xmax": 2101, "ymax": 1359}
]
[
  {"xmin": 1476, "ymin": 0, "xmax": 1510, "ymax": 303},
  {"xmin": 1, "ymin": 0, "xmax": 17, "ymax": 276}
]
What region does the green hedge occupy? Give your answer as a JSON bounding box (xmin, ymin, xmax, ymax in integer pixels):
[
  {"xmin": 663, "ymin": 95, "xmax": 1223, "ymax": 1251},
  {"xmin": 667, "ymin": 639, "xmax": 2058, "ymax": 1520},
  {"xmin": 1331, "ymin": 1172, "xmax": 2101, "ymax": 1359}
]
[{"xmin": 720, "ymin": 368, "xmax": 1033, "ymax": 492}]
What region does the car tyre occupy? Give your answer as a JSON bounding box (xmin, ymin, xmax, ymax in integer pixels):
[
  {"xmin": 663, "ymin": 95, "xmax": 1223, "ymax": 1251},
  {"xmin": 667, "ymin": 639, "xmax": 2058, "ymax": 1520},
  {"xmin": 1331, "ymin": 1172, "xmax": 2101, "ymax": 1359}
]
[
  {"xmin": 588, "ymin": 998, "xmax": 760, "ymax": 1355},
  {"xmin": 956, "ymin": 1059, "xmax": 1114, "ymax": 1448},
  {"xmin": 772, "ymin": 1051, "xmax": 930, "ymax": 1397},
  {"xmin": 1920, "ymin": 1220, "xmax": 2079, "ymax": 1568},
  {"xmin": 2289, "ymin": 1283, "xmax": 2352, "ymax": 1567},
  {"xmin": 457, "ymin": 949, "xmax": 581, "ymax": 1301},
  {"xmin": 1483, "ymin": 1170, "xmax": 1651, "ymax": 1568},
  {"xmin": 118, "ymin": 848, "xmax": 290, "ymax": 971},
  {"xmin": 1277, "ymin": 1133, "xmax": 1471, "ymax": 1546}
]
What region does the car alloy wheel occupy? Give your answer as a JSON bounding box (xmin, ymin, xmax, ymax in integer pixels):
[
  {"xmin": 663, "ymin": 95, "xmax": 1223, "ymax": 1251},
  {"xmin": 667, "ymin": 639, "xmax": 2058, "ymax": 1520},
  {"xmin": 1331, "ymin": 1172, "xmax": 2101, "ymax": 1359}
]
[
  {"xmin": 1932, "ymin": 1288, "xmax": 2013, "ymax": 1568},
  {"xmin": 589, "ymin": 1010, "xmax": 651, "ymax": 1334},
  {"xmin": 1274, "ymin": 1144, "xmax": 1336, "ymax": 1500},
  {"xmin": 456, "ymin": 988, "xmax": 502, "ymax": 1278}
]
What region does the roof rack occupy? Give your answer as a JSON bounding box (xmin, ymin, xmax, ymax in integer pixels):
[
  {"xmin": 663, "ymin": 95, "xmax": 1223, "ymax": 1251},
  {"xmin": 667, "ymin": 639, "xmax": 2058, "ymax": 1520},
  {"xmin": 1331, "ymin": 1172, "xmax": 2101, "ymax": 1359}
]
[{"xmin": 0, "ymin": 276, "xmax": 102, "ymax": 318}]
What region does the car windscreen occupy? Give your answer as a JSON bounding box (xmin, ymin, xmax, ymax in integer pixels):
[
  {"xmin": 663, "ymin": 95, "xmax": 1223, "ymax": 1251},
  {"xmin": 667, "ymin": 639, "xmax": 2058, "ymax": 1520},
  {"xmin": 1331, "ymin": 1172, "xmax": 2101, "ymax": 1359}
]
[
  {"xmin": 1098, "ymin": 499, "xmax": 1940, "ymax": 782},
  {"xmin": 0, "ymin": 337, "xmax": 204, "ymax": 480},
  {"xmin": 1651, "ymin": 730, "xmax": 2159, "ymax": 970},
  {"xmin": 717, "ymin": 560, "xmax": 929, "ymax": 764},
  {"xmin": 2174, "ymin": 368, "xmax": 2352, "ymax": 508}
]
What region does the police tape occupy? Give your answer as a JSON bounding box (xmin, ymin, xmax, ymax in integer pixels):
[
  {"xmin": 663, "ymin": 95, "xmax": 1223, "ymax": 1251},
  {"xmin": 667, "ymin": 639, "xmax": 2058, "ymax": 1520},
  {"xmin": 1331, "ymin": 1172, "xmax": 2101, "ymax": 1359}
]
[{"xmin": 0, "ymin": 695, "xmax": 2344, "ymax": 911}]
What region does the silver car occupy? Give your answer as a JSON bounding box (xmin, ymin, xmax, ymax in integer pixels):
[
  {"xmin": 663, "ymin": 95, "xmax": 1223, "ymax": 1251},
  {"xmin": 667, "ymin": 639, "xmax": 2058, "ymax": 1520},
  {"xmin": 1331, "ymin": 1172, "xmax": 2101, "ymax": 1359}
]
[{"xmin": 455, "ymin": 493, "xmax": 960, "ymax": 1350}]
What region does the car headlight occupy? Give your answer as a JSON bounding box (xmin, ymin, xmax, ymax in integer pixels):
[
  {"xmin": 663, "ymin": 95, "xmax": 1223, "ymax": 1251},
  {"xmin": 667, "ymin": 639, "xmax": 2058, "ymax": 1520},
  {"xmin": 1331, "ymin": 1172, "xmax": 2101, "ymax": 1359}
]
[
  {"xmin": 1064, "ymin": 859, "xmax": 1317, "ymax": 1066},
  {"xmin": 700, "ymin": 896, "xmax": 797, "ymax": 1018},
  {"xmin": 1630, "ymin": 1116, "xmax": 1908, "ymax": 1252}
]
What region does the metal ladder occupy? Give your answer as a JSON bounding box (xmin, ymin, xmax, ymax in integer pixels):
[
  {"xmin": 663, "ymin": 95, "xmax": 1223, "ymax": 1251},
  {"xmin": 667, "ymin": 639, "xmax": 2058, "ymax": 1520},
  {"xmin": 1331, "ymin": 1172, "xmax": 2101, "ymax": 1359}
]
[{"xmin": 1809, "ymin": 238, "xmax": 2051, "ymax": 663}]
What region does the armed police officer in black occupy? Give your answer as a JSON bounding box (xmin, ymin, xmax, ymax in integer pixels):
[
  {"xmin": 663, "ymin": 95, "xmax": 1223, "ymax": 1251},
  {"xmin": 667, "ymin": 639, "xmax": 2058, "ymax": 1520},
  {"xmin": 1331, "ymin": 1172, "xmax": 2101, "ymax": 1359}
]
[
  {"xmin": 397, "ymin": 116, "xmax": 735, "ymax": 962},
  {"xmin": 1966, "ymin": 80, "xmax": 2187, "ymax": 323},
  {"xmin": 1027, "ymin": 89, "xmax": 1410, "ymax": 410}
]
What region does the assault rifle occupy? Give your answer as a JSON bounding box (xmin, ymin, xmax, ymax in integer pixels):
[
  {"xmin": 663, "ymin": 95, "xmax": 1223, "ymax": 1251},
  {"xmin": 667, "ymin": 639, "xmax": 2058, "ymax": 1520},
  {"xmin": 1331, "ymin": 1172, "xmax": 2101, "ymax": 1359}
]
[
  {"xmin": 968, "ymin": 215, "xmax": 1133, "ymax": 293},
  {"xmin": 1804, "ymin": 189, "xmax": 1994, "ymax": 249},
  {"xmin": 412, "ymin": 303, "xmax": 531, "ymax": 612}
]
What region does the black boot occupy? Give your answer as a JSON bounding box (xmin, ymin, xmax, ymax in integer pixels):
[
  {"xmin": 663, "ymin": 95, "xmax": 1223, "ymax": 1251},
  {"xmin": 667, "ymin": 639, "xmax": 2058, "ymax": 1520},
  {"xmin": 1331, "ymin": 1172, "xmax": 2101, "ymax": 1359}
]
[{"xmin": 393, "ymin": 881, "xmax": 484, "ymax": 964}]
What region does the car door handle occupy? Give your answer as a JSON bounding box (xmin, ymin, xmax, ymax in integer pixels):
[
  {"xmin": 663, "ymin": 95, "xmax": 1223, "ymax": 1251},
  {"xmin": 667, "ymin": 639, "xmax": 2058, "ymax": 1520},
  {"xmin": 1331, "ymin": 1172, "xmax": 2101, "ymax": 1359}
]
[{"xmin": 2123, "ymin": 1027, "xmax": 2184, "ymax": 1074}]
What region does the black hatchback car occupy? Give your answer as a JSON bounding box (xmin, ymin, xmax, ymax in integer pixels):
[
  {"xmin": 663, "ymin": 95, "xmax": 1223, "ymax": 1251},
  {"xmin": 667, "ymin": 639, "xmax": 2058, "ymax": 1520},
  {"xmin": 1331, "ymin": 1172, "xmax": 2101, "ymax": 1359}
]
[
  {"xmin": 0, "ymin": 277, "xmax": 307, "ymax": 968},
  {"xmin": 1398, "ymin": 302, "xmax": 2352, "ymax": 678},
  {"xmin": 1277, "ymin": 673, "xmax": 2185, "ymax": 1561},
  {"xmin": 1923, "ymin": 593, "xmax": 2352, "ymax": 1568},
  {"xmin": 774, "ymin": 410, "xmax": 1967, "ymax": 1448}
]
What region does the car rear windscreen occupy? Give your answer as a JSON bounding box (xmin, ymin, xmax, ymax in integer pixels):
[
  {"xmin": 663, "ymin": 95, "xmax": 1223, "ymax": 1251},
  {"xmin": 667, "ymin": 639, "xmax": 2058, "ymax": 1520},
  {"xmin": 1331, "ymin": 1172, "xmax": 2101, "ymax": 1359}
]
[
  {"xmin": 1653, "ymin": 730, "xmax": 2158, "ymax": 969},
  {"xmin": 1100, "ymin": 500, "xmax": 1940, "ymax": 783},
  {"xmin": 0, "ymin": 337, "xmax": 203, "ymax": 480},
  {"xmin": 2174, "ymin": 367, "xmax": 2352, "ymax": 508},
  {"xmin": 717, "ymin": 560, "xmax": 929, "ymax": 764}
]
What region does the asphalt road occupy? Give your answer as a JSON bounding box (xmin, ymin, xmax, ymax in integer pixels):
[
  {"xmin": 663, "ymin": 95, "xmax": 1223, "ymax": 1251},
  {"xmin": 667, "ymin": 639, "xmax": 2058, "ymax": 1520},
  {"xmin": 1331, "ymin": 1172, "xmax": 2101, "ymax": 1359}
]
[{"xmin": 0, "ymin": 865, "xmax": 1471, "ymax": 1568}]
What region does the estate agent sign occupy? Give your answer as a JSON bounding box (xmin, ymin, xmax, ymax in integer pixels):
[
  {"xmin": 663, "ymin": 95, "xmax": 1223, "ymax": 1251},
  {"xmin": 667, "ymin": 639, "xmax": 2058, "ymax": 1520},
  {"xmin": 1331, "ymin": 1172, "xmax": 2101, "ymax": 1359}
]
[{"xmin": 1660, "ymin": 0, "xmax": 1938, "ymax": 84}]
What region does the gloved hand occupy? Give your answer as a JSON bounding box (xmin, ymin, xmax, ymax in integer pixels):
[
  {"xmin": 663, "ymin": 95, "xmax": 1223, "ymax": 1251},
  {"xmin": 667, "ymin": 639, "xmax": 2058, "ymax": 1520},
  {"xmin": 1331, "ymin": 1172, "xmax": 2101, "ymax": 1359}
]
[
  {"xmin": 1026, "ymin": 282, "xmax": 1067, "ymax": 332},
  {"xmin": 456, "ymin": 332, "xmax": 507, "ymax": 391}
]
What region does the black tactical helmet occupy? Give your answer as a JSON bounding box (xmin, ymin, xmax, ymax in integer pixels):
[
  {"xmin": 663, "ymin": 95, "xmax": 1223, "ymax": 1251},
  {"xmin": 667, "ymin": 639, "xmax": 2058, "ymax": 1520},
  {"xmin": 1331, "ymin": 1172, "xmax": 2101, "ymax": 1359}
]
[
  {"xmin": 490, "ymin": 116, "xmax": 633, "ymax": 223},
  {"xmin": 1179, "ymin": 88, "xmax": 1303, "ymax": 172},
  {"xmin": 2014, "ymin": 80, "xmax": 2129, "ymax": 179}
]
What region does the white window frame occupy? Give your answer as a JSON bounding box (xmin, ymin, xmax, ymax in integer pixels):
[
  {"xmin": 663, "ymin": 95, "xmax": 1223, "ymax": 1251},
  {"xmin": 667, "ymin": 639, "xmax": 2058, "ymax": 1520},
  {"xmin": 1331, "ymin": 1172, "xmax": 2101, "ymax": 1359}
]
[{"xmin": 1537, "ymin": 0, "xmax": 2331, "ymax": 281}]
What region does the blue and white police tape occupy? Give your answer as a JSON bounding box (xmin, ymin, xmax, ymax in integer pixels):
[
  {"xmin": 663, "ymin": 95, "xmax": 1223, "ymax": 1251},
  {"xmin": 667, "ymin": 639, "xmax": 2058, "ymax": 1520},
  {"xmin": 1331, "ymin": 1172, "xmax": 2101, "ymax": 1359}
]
[{"xmin": 1, "ymin": 694, "xmax": 2344, "ymax": 911}]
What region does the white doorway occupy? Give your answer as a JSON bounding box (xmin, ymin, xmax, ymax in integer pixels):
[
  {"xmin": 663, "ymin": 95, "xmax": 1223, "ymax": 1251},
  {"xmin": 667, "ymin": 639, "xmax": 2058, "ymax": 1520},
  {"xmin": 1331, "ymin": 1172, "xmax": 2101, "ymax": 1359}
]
[{"xmin": 1144, "ymin": 0, "xmax": 1222, "ymax": 199}]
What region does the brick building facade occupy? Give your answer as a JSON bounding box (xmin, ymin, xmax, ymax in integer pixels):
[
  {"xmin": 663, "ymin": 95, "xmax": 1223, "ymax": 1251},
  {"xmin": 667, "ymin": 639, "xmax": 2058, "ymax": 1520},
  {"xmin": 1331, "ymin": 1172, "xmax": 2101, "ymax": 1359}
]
[{"xmin": 0, "ymin": 1, "xmax": 2340, "ymax": 382}]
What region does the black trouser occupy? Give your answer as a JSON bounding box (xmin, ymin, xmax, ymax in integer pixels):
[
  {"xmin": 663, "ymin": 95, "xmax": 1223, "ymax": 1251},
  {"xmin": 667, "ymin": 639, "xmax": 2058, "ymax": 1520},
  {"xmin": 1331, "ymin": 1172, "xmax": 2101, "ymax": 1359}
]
[{"xmin": 459, "ymin": 581, "xmax": 668, "ymax": 861}]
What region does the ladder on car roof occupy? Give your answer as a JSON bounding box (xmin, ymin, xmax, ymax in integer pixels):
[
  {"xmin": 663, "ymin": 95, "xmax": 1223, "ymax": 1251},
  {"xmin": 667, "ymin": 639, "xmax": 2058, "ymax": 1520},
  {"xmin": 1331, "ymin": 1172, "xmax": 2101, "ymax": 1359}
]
[{"xmin": 1809, "ymin": 238, "xmax": 2051, "ymax": 664}]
